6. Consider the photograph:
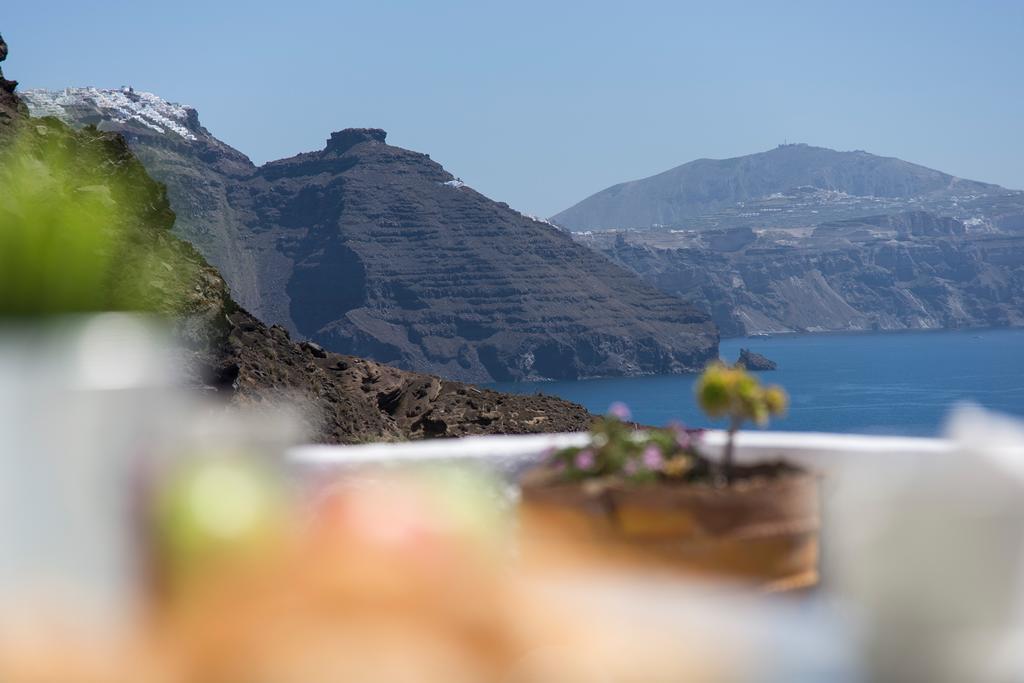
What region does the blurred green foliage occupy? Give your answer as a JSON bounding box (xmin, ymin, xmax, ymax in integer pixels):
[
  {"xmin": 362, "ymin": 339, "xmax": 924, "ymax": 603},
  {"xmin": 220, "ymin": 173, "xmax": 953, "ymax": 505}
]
[{"xmin": 0, "ymin": 123, "xmax": 191, "ymax": 317}]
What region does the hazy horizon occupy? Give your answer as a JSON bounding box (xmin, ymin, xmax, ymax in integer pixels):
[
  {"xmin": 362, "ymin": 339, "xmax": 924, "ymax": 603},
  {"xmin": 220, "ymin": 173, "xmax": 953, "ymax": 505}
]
[{"xmin": 6, "ymin": 0, "xmax": 1023, "ymax": 217}]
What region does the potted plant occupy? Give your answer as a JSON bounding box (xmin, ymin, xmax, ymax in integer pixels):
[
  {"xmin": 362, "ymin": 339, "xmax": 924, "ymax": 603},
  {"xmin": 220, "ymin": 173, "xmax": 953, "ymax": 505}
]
[{"xmin": 519, "ymin": 367, "xmax": 820, "ymax": 591}]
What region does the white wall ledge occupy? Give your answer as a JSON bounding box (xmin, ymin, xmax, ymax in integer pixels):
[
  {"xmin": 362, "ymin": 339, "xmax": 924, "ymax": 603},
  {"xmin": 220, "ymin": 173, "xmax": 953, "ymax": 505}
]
[{"xmin": 288, "ymin": 430, "xmax": 955, "ymax": 474}]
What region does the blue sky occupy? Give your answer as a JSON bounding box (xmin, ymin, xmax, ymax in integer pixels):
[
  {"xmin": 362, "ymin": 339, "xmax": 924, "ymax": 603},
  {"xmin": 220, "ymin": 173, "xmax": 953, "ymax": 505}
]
[{"xmin": 5, "ymin": 1, "xmax": 1023, "ymax": 216}]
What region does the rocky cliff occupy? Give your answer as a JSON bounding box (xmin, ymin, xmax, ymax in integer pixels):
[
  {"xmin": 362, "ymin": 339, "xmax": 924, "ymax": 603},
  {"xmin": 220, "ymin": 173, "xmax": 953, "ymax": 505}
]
[
  {"xmin": 0, "ymin": 34, "xmax": 24, "ymax": 136},
  {"xmin": 240, "ymin": 128, "xmax": 716, "ymax": 381},
  {"xmin": 3, "ymin": 43, "xmax": 591, "ymax": 441},
  {"xmin": 22, "ymin": 90, "xmax": 718, "ymax": 382},
  {"xmin": 21, "ymin": 86, "xmax": 262, "ymax": 312},
  {"xmin": 580, "ymin": 213, "xmax": 1024, "ymax": 336}
]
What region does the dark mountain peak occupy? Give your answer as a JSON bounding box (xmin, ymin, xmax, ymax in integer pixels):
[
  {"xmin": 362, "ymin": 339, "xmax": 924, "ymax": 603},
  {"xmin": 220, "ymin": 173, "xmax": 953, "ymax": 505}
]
[
  {"xmin": 246, "ymin": 127, "xmax": 717, "ymax": 381},
  {"xmin": 327, "ymin": 128, "xmax": 387, "ymax": 154}
]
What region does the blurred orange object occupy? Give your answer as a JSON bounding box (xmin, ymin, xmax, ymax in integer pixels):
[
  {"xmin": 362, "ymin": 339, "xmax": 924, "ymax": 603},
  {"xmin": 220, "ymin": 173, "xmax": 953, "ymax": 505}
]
[{"xmin": 0, "ymin": 468, "xmax": 720, "ymax": 682}]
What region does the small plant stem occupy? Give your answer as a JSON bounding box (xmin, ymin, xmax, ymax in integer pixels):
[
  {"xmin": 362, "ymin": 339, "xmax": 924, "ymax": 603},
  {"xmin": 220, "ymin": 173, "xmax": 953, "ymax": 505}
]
[{"xmin": 721, "ymin": 416, "xmax": 741, "ymax": 485}]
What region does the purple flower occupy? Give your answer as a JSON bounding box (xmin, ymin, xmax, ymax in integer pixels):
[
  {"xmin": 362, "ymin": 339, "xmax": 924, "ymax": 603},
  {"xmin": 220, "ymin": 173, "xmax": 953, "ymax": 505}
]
[
  {"xmin": 574, "ymin": 449, "xmax": 596, "ymax": 470},
  {"xmin": 623, "ymin": 459, "xmax": 639, "ymax": 476},
  {"xmin": 669, "ymin": 421, "xmax": 690, "ymax": 448},
  {"xmin": 607, "ymin": 402, "xmax": 632, "ymax": 421},
  {"xmin": 642, "ymin": 445, "xmax": 663, "ymax": 470}
]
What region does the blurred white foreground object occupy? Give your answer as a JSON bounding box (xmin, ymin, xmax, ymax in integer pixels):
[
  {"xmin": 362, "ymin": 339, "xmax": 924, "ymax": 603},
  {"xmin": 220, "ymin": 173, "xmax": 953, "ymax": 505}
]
[
  {"xmin": 0, "ymin": 314, "xmax": 177, "ymax": 630},
  {"xmin": 946, "ymin": 404, "xmax": 1024, "ymax": 480},
  {"xmin": 828, "ymin": 404, "xmax": 1024, "ymax": 683}
]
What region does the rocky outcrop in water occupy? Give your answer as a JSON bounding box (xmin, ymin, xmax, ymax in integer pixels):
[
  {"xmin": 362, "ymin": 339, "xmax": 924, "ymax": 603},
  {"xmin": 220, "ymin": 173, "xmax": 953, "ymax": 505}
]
[
  {"xmin": 736, "ymin": 349, "xmax": 776, "ymax": 371},
  {"xmin": 22, "ymin": 90, "xmax": 719, "ymax": 382}
]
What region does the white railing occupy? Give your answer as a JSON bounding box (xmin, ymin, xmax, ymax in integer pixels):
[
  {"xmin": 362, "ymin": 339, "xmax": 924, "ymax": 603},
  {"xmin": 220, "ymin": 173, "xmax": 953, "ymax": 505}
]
[{"xmin": 288, "ymin": 430, "xmax": 955, "ymax": 476}]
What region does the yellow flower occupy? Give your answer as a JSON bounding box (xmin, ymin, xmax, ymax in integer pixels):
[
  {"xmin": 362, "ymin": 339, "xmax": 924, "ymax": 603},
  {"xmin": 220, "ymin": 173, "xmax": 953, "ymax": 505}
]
[
  {"xmin": 764, "ymin": 386, "xmax": 789, "ymax": 416},
  {"xmin": 695, "ymin": 363, "xmax": 731, "ymax": 417},
  {"xmin": 662, "ymin": 455, "xmax": 693, "ymax": 478}
]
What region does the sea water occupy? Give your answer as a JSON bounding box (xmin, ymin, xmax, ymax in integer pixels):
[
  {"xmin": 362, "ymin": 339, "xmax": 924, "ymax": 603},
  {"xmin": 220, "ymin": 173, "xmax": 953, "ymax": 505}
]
[{"xmin": 490, "ymin": 328, "xmax": 1024, "ymax": 436}]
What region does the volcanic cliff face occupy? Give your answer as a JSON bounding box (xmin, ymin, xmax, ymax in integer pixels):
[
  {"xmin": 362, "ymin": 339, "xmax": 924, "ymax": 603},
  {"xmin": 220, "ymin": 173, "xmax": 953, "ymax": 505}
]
[
  {"xmin": 22, "ymin": 91, "xmax": 719, "ymax": 382},
  {"xmin": 580, "ymin": 214, "xmax": 1024, "ymax": 336},
  {"xmin": 239, "ymin": 128, "xmax": 717, "ymax": 381},
  {"xmin": 552, "ymin": 143, "xmax": 1016, "ymax": 231},
  {"xmin": 5, "ymin": 56, "xmax": 591, "ymax": 441}
]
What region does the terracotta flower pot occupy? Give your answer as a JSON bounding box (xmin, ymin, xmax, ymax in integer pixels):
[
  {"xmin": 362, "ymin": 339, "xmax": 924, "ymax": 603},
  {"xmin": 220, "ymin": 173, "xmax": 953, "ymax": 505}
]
[{"xmin": 519, "ymin": 465, "xmax": 820, "ymax": 591}]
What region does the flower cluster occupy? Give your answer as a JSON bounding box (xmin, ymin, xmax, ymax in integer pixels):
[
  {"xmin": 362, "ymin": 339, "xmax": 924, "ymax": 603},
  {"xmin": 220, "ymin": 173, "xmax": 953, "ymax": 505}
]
[
  {"xmin": 544, "ymin": 403, "xmax": 702, "ymax": 483},
  {"xmin": 696, "ymin": 362, "xmax": 787, "ymax": 427},
  {"xmin": 695, "ymin": 361, "xmax": 789, "ymax": 483}
]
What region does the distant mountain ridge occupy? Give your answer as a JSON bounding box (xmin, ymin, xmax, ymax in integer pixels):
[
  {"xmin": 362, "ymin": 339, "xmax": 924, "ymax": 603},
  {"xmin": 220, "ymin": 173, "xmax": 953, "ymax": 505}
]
[
  {"xmin": 24, "ymin": 88, "xmax": 718, "ymax": 382},
  {"xmin": 552, "ymin": 143, "xmax": 1010, "ymax": 230}
]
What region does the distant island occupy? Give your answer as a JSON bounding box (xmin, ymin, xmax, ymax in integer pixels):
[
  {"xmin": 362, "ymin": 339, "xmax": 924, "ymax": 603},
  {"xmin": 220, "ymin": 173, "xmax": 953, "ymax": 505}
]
[
  {"xmin": 557, "ymin": 144, "xmax": 1024, "ymax": 337},
  {"xmin": 551, "ymin": 142, "xmax": 1019, "ymax": 231}
]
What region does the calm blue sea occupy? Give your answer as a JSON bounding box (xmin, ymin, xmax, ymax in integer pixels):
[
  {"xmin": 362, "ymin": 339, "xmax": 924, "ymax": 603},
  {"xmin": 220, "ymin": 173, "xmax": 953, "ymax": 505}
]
[{"xmin": 490, "ymin": 329, "xmax": 1024, "ymax": 436}]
